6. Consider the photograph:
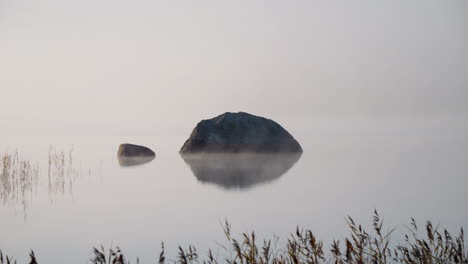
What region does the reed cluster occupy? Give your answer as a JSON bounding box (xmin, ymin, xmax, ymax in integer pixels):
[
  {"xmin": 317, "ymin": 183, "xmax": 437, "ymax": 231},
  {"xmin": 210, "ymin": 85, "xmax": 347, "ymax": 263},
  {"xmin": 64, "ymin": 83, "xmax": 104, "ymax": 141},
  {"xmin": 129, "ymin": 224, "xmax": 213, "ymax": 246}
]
[
  {"xmin": 0, "ymin": 251, "xmax": 36, "ymax": 264},
  {"xmin": 1, "ymin": 211, "xmax": 466, "ymax": 264},
  {"xmin": 1, "ymin": 146, "xmax": 82, "ymax": 215},
  {"xmin": 0, "ymin": 150, "xmax": 39, "ymax": 213},
  {"xmin": 47, "ymin": 145, "xmax": 78, "ymax": 201}
]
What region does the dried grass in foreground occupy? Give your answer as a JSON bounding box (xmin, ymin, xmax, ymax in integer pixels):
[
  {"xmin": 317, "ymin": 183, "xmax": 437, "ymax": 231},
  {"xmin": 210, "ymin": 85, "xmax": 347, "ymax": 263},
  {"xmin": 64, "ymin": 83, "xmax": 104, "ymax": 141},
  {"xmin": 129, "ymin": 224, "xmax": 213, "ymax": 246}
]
[{"xmin": 1, "ymin": 211, "xmax": 467, "ymax": 264}]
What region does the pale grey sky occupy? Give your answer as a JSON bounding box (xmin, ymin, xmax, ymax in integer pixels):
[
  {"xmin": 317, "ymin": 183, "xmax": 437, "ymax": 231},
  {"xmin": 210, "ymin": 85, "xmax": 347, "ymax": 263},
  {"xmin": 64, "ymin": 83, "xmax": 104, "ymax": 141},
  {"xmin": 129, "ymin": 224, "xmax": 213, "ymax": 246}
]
[{"xmin": 1, "ymin": 0, "xmax": 467, "ymax": 135}]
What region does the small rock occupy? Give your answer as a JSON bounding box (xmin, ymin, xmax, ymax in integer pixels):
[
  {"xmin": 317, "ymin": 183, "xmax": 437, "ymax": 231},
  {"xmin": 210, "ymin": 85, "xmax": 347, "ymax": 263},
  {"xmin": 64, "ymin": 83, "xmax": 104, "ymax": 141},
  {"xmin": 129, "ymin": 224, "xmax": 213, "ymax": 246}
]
[{"xmin": 117, "ymin": 143, "xmax": 155, "ymax": 157}]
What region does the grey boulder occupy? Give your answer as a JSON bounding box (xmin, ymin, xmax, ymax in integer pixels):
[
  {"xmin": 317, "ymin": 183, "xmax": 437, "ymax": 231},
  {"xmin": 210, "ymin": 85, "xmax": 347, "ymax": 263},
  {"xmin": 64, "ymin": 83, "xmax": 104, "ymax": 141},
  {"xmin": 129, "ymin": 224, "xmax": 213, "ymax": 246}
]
[
  {"xmin": 180, "ymin": 112, "xmax": 303, "ymax": 154},
  {"xmin": 117, "ymin": 144, "xmax": 155, "ymax": 167},
  {"xmin": 118, "ymin": 143, "xmax": 155, "ymax": 157}
]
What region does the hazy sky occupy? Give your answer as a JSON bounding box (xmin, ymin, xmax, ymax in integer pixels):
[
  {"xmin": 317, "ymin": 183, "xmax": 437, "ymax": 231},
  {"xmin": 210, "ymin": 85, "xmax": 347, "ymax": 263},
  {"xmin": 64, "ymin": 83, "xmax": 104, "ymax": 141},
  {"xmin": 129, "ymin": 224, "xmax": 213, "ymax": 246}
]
[{"xmin": 1, "ymin": 0, "xmax": 467, "ymax": 135}]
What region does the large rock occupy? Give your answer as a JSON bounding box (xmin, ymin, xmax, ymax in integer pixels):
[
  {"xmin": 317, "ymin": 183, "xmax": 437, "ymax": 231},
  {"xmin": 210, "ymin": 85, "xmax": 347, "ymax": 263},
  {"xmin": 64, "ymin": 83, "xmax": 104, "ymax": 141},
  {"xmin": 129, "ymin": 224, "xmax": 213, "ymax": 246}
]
[{"xmin": 180, "ymin": 112, "xmax": 303, "ymax": 153}]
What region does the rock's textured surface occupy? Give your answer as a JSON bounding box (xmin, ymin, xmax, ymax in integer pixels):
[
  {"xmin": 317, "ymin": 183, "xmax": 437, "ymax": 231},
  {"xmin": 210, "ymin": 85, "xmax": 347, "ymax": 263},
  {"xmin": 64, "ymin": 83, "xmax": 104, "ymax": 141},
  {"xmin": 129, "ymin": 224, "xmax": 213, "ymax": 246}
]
[
  {"xmin": 180, "ymin": 112, "xmax": 302, "ymax": 153},
  {"xmin": 117, "ymin": 144, "xmax": 155, "ymax": 157}
]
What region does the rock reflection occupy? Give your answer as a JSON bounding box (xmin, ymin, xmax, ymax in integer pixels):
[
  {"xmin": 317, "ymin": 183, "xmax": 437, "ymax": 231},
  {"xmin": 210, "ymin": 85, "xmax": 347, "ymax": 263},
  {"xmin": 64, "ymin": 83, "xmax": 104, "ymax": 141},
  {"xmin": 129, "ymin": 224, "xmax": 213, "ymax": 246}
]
[
  {"xmin": 0, "ymin": 150, "xmax": 39, "ymax": 215},
  {"xmin": 118, "ymin": 156, "xmax": 155, "ymax": 167},
  {"xmin": 181, "ymin": 153, "xmax": 302, "ymax": 190}
]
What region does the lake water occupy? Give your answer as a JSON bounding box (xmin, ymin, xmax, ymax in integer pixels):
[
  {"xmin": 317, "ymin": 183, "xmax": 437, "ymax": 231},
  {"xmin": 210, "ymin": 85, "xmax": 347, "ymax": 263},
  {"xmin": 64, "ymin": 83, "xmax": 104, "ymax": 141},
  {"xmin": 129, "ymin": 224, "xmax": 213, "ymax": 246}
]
[
  {"xmin": 1, "ymin": 115, "xmax": 467, "ymax": 263},
  {"xmin": 1, "ymin": 1, "xmax": 467, "ymax": 262}
]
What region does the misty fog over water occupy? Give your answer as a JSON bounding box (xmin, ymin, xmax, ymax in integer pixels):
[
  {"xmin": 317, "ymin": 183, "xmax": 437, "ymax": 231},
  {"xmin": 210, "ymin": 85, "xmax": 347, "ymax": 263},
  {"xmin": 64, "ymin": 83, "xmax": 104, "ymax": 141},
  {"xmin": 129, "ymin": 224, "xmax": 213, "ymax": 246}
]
[{"xmin": 0, "ymin": 0, "xmax": 467, "ymax": 263}]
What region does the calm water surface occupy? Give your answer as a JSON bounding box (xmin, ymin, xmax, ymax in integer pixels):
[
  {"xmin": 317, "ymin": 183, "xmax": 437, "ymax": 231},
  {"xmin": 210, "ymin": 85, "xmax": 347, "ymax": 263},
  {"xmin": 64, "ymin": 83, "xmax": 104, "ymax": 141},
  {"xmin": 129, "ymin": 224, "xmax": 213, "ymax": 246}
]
[{"xmin": 1, "ymin": 116, "xmax": 467, "ymax": 263}]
